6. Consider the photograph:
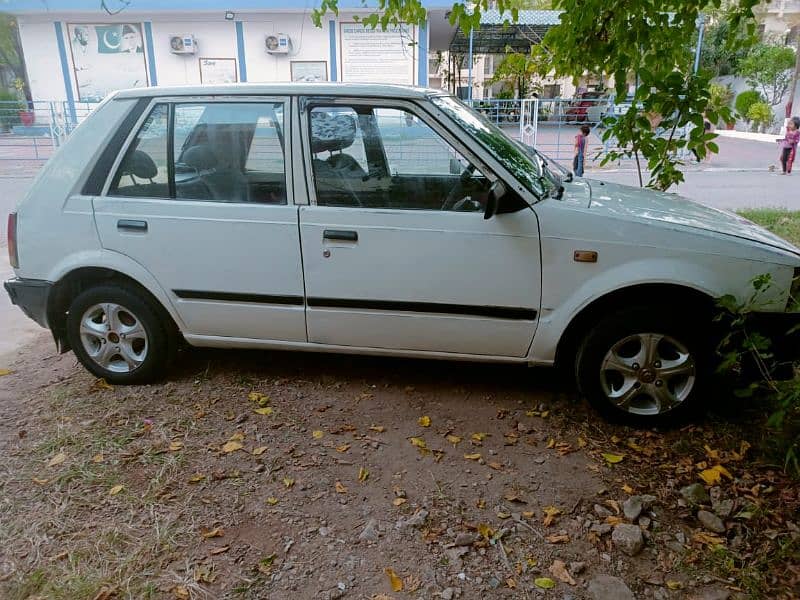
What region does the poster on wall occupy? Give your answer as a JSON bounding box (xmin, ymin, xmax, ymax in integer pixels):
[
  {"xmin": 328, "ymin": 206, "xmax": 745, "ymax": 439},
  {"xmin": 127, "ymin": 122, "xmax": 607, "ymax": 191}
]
[
  {"xmin": 340, "ymin": 23, "xmax": 415, "ymax": 84},
  {"xmin": 67, "ymin": 23, "xmax": 148, "ymax": 101},
  {"xmin": 290, "ymin": 61, "xmax": 328, "ymax": 82},
  {"xmin": 199, "ymin": 58, "xmax": 238, "ymax": 84}
]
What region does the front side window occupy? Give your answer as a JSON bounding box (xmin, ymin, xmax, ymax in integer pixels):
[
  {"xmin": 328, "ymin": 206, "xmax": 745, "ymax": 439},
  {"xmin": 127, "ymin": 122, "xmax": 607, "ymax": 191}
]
[
  {"xmin": 109, "ymin": 101, "xmax": 287, "ymax": 204},
  {"xmin": 309, "ymin": 104, "xmax": 490, "ymax": 212}
]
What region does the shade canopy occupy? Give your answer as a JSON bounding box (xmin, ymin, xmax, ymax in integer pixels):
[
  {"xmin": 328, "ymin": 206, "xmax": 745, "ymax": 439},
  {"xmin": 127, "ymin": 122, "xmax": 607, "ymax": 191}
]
[{"xmin": 447, "ymin": 9, "xmax": 562, "ymax": 54}]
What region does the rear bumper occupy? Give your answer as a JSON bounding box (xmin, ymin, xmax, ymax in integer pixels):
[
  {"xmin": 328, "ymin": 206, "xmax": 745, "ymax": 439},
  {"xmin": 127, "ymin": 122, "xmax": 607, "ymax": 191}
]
[{"xmin": 4, "ymin": 277, "xmax": 51, "ymax": 329}]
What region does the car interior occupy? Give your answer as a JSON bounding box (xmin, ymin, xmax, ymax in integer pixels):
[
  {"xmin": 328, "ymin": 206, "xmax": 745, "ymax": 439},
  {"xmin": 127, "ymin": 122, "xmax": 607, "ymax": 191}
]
[
  {"xmin": 110, "ymin": 102, "xmax": 287, "ymax": 204},
  {"xmin": 309, "ymin": 106, "xmax": 491, "ymax": 212}
]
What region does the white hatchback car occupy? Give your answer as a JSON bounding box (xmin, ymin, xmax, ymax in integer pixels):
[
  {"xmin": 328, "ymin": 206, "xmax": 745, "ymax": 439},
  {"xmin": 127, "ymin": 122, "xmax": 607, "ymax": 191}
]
[{"xmin": 5, "ymin": 83, "xmax": 800, "ymax": 423}]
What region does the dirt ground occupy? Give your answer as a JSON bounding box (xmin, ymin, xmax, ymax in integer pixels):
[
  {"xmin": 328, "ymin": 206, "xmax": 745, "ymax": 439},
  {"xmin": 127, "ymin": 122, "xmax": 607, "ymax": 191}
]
[{"xmin": 0, "ymin": 334, "xmax": 797, "ymax": 600}]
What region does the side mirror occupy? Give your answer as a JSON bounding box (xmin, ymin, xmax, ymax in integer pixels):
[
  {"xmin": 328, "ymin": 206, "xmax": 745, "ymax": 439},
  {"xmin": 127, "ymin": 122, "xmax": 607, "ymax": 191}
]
[
  {"xmin": 564, "ymin": 171, "xmax": 574, "ymax": 183},
  {"xmin": 484, "ymin": 180, "xmax": 506, "ymax": 220}
]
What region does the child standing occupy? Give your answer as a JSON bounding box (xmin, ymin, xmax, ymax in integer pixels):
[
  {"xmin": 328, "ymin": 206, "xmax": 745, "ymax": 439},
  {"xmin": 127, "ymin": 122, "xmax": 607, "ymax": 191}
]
[
  {"xmin": 778, "ymin": 116, "xmax": 800, "ymax": 174},
  {"xmin": 573, "ymin": 124, "xmax": 590, "ymax": 177}
]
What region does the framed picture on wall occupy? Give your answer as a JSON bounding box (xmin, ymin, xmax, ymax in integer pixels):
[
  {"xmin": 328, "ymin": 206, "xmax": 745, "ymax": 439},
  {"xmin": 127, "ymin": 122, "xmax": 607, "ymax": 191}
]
[
  {"xmin": 199, "ymin": 58, "xmax": 238, "ymax": 84},
  {"xmin": 290, "ymin": 61, "xmax": 328, "ymax": 82},
  {"xmin": 67, "ymin": 23, "xmax": 149, "ymax": 101}
]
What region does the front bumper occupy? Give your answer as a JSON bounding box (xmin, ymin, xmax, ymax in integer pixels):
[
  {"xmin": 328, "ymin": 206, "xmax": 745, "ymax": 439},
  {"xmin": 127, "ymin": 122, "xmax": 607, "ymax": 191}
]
[{"xmin": 4, "ymin": 278, "xmax": 52, "ymax": 329}]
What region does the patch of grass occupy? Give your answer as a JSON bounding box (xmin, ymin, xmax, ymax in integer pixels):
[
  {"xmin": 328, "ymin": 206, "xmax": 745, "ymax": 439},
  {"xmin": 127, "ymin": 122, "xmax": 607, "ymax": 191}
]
[{"xmin": 738, "ymin": 208, "xmax": 800, "ymax": 247}]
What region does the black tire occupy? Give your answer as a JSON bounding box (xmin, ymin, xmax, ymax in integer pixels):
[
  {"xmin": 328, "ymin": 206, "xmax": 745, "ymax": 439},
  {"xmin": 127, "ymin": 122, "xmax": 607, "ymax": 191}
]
[
  {"xmin": 575, "ymin": 306, "xmax": 710, "ymax": 425},
  {"xmin": 66, "ymin": 284, "xmax": 175, "ymax": 384}
]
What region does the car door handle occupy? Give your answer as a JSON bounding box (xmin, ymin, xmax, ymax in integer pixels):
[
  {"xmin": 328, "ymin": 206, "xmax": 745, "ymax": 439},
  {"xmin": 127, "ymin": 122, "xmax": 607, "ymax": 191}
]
[
  {"xmin": 323, "ymin": 229, "xmax": 358, "ymax": 242},
  {"xmin": 117, "ymin": 219, "xmax": 148, "ymax": 233}
]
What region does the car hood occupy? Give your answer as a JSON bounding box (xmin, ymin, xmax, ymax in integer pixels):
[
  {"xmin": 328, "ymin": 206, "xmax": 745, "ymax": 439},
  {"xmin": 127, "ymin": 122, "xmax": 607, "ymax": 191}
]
[{"xmin": 580, "ymin": 179, "xmax": 800, "ymax": 257}]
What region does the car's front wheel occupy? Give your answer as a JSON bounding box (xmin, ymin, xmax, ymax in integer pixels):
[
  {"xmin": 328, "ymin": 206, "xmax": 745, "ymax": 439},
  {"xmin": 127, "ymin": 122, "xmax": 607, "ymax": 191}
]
[
  {"xmin": 575, "ymin": 307, "xmax": 708, "ymax": 424},
  {"xmin": 66, "ymin": 284, "xmax": 174, "ymax": 384}
]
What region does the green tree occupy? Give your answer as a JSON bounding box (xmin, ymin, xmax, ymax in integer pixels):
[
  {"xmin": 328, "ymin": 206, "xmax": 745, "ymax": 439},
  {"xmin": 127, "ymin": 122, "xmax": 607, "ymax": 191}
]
[
  {"xmin": 489, "ymin": 50, "xmax": 543, "ymax": 98},
  {"xmin": 699, "ymin": 16, "xmax": 755, "ymax": 77},
  {"xmin": 312, "ymin": 0, "xmax": 760, "ymax": 190},
  {"xmin": 0, "ymin": 15, "xmax": 30, "ymax": 100},
  {"xmin": 738, "ymin": 43, "xmax": 797, "ymax": 106}
]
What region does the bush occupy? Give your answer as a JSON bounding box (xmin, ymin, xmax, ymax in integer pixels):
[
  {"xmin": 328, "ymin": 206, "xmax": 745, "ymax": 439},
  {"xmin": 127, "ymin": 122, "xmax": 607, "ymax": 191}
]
[
  {"xmin": 735, "ymin": 89, "xmax": 763, "ymax": 121},
  {"xmin": 0, "ymin": 90, "xmax": 24, "ymax": 130},
  {"xmin": 707, "ymin": 83, "xmax": 734, "ymax": 125},
  {"xmin": 747, "ymin": 101, "xmax": 774, "ymax": 130}
]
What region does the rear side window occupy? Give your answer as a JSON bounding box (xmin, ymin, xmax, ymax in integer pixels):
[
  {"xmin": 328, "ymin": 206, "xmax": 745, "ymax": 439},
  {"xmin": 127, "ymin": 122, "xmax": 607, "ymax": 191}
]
[
  {"xmin": 108, "ymin": 104, "xmax": 169, "ymax": 198},
  {"xmin": 108, "ymin": 100, "xmax": 287, "ymax": 204}
]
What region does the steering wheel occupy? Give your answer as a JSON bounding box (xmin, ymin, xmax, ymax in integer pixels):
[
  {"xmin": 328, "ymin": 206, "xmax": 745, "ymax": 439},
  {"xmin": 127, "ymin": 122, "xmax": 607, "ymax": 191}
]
[{"xmin": 441, "ymin": 164, "xmax": 476, "ymax": 211}]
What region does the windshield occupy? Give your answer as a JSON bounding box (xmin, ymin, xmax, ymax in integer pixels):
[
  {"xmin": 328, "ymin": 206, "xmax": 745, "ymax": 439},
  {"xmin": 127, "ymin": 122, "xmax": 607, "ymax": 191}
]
[{"xmin": 431, "ymin": 95, "xmax": 547, "ymax": 199}]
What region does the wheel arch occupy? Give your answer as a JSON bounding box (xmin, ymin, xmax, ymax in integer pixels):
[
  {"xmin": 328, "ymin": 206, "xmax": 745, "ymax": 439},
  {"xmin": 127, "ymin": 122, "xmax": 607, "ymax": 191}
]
[
  {"xmin": 48, "ymin": 266, "xmax": 181, "ymax": 353},
  {"xmin": 553, "ymin": 283, "xmax": 716, "ymax": 371}
]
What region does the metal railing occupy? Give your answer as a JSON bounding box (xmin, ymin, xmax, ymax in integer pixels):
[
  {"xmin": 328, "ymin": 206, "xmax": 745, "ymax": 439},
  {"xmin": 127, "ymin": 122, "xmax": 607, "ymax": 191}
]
[{"xmin": 0, "ymin": 100, "xmax": 99, "ymax": 167}]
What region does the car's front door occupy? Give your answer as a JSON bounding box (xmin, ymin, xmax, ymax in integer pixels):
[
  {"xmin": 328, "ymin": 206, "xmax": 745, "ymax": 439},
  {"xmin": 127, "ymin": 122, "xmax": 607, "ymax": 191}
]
[
  {"xmin": 93, "ymin": 97, "xmax": 306, "ymax": 343},
  {"xmin": 298, "ymin": 99, "xmax": 541, "ymax": 357}
]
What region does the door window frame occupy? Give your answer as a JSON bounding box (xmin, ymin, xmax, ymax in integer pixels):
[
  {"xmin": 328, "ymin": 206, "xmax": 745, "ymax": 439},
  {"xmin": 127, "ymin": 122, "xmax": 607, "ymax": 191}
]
[
  {"xmin": 101, "ymin": 95, "xmax": 293, "ymax": 205},
  {"xmin": 298, "ymin": 97, "xmax": 500, "ymax": 209}
]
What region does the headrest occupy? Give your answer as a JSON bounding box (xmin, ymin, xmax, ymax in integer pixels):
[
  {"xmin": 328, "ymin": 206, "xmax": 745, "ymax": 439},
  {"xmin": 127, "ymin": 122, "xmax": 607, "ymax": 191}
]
[
  {"xmin": 181, "ymin": 144, "xmax": 217, "ymax": 171},
  {"xmin": 310, "ymin": 111, "xmax": 357, "ymax": 153},
  {"xmin": 124, "ymin": 149, "xmax": 158, "ymax": 179}
]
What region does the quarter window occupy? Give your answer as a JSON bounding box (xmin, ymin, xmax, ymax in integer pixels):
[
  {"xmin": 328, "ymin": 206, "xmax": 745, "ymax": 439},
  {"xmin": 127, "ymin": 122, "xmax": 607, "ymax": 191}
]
[
  {"xmin": 109, "ymin": 101, "xmax": 287, "ymax": 204},
  {"xmin": 309, "ymin": 104, "xmax": 490, "ymax": 212}
]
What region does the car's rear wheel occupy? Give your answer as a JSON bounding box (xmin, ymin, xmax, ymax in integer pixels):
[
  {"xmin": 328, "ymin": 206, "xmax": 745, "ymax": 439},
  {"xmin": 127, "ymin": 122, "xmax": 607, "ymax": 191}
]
[
  {"xmin": 575, "ymin": 306, "xmax": 708, "ymax": 424},
  {"xmin": 66, "ymin": 284, "xmax": 174, "ymax": 384}
]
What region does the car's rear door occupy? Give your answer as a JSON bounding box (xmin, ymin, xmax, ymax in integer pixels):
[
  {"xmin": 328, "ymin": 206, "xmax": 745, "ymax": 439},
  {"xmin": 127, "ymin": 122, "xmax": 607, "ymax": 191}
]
[
  {"xmin": 93, "ymin": 96, "xmax": 306, "ymax": 343},
  {"xmin": 297, "ymin": 98, "xmax": 541, "ymax": 357}
]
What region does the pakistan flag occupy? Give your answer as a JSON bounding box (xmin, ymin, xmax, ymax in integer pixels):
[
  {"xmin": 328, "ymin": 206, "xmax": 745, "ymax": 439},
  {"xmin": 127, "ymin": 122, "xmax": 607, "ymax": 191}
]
[{"xmin": 96, "ymin": 24, "xmax": 143, "ymax": 54}]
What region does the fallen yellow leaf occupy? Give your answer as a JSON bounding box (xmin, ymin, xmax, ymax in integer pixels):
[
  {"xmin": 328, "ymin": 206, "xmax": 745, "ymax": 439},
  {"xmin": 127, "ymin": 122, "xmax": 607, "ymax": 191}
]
[
  {"xmin": 335, "ymin": 481, "xmax": 348, "ymax": 494},
  {"xmin": 91, "ymin": 378, "xmax": 114, "ymax": 390},
  {"xmin": 169, "ymin": 441, "xmax": 183, "ymax": 451},
  {"xmin": 248, "ymin": 391, "xmax": 269, "ymax": 402},
  {"xmin": 358, "ymin": 466, "xmax": 369, "ymax": 482},
  {"xmin": 188, "ymin": 473, "xmax": 206, "ymax": 483},
  {"xmin": 200, "ymin": 526, "xmax": 224, "ymax": 539},
  {"xmin": 546, "ymin": 438, "xmax": 555, "ymax": 449},
  {"xmin": 336, "ymin": 444, "xmax": 351, "ymax": 453},
  {"xmin": 369, "ymin": 425, "xmax": 386, "ymax": 433},
  {"xmin": 0, "ymin": 368, "xmax": 12, "ymax": 376},
  {"xmin": 602, "ymin": 453, "xmax": 625, "ymax": 464},
  {"xmin": 446, "ymin": 435, "xmax": 462, "ymax": 445},
  {"xmin": 254, "ymin": 407, "xmax": 273, "ymax": 416},
  {"xmin": 283, "ymin": 477, "xmax": 294, "ymax": 489},
  {"xmin": 550, "ymin": 559, "xmax": 576, "ymax": 585},
  {"xmin": 221, "ymin": 441, "xmax": 243, "ymax": 453},
  {"xmin": 666, "ymin": 581, "xmax": 683, "ymax": 590},
  {"xmin": 252, "ymin": 446, "xmax": 268, "ymax": 456},
  {"xmin": 266, "ymin": 497, "xmax": 278, "ymax": 505},
  {"xmin": 699, "ymin": 468, "xmax": 721, "ymax": 485},
  {"xmin": 47, "ymin": 452, "xmax": 66, "ymax": 467},
  {"xmin": 534, "ymin": 577, "xmax": 556, "ymax": 589},
  {"xmin": 543, "ymin": 505, "xmax": 561, "ymax": 527},
  {"xmin": 409, "ymin": 437, "xmax": 427, "ymax": 449},
  {"xmin": 477, "ymin": 523, "xmax": 494, "ymax": 540},
  {"xmin": 228, "ymin": 432, "xmax": 245, "ymax": 442},
  {"xmin": 385, "ymin": 568, "xmax": 403, "ymax": 592},
  {"xmin": 92, "ymin": 453, "xmax": 104, "ymax": 463},
  {"xmin": 209, "ymin": 545, "xmax": 229, "ymax": 555},
  {"xmin": 418, "ymin": 416, "xmax": 431, "ymax": 427},
  {"xmin": 471, "ymin": 432, "xmax": 488, "ymax": 442},
  {"xmin": 312, "ymin": 430, "xmax": 324, "ymax": 440},
  {"xmin": 464, "ymin": 453, "xmax": 481, "ymax": 460},
  {"xmin": 506, "ymin": 577, "xmax": 516, "ymax": 589},
  {"xmin": 392, "ymin": 497, "xmax": 407, "ymax": 506},
  {"xmin": 109, "ymin": 484, "xmax": 123, "ymax": 496},
  {"xmin": 546, "ymin": 533, "xmax": 570, "ymax": 543},
  {"xmin": 32, "ymin": 477, "xmax": 48, "ymax": 485}
]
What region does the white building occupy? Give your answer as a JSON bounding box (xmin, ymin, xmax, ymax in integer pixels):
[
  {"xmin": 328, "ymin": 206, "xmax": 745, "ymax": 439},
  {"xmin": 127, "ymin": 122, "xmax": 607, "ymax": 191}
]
[{"xmin": 3, "ymin": 0, "xmax": 465, "ymax": 114}]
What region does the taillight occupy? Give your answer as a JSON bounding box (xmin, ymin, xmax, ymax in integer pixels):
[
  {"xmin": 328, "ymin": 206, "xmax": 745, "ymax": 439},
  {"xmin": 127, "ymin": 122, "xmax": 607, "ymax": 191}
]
[{"xmin": 7, "ymin": 212, "xmax": 18, "ymax": 268}]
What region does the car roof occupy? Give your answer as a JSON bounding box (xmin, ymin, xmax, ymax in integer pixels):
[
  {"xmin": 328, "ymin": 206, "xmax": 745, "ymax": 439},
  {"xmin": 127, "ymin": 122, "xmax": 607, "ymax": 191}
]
[{"xmin": 113, "ymin": 82, "xmax": 445, "ymax": 100}]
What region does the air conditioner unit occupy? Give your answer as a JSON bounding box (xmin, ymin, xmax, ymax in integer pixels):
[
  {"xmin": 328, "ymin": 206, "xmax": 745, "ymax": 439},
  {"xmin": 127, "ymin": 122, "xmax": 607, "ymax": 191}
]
[
  {"xmin": 169, "ymin": 34, "xmax": 197, "ymax": 54},
  {"xmin": 265, "ymin": 33, "xmax": 290, "ymax": 54}
]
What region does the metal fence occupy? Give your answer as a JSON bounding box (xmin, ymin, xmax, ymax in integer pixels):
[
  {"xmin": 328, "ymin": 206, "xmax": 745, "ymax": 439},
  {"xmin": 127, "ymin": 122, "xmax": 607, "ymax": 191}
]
[{"xmin": 0, "ymin": 100, "xmax": 98, "ymax": 168}]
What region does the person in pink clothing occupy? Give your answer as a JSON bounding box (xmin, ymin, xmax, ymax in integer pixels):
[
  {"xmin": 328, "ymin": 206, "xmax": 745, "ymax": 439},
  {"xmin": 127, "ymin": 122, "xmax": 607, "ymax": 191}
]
[{"xmin": 778, "ymin": 116, "xmax": 800, "ymax": 174}]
